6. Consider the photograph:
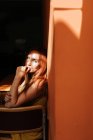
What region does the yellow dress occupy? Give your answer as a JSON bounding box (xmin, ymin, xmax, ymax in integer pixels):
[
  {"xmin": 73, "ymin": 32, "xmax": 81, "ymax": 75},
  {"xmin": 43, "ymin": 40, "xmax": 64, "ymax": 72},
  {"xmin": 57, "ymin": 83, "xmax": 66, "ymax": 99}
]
[{"xmin": 11, "ymin": 129, "xmax": 42, "ymax": 140}]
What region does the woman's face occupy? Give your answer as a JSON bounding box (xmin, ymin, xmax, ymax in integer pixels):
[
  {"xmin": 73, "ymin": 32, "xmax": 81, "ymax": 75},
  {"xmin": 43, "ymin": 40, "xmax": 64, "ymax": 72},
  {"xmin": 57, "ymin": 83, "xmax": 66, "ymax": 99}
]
[{"xmin": 25, "ymin": 52, "xmax": 40, "ymax": 73}]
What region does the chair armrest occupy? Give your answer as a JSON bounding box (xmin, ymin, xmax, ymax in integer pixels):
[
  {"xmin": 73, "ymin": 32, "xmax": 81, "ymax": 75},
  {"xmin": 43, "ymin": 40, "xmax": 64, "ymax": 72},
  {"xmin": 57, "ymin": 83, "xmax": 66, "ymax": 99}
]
[{"xmin": 0, "ymin": 104, "xmax": 45, "ymax": 112}]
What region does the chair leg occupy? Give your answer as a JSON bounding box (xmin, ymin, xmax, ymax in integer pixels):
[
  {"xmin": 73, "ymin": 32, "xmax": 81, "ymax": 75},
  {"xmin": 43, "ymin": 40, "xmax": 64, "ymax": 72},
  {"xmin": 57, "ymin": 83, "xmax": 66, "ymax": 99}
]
[{"xmin": 43, "ymin": 109, "xmax": 48, "ymax": 140}]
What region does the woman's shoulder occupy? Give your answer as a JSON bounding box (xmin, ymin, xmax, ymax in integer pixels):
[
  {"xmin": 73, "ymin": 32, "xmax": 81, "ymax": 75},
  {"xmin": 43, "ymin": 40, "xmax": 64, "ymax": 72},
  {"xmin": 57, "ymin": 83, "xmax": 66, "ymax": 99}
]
[
  {"xmin": 36, "ymin": 77, "xmax": 48, "ymax": 90},
  {"xmin": 23, "ymin": 78, "xmax": 48, "ymax": 107},
  {"xmin": 32, "ymin": 77, "xmax": 48, "ymax": 95},
  {"xmin": 28, "ymin": 77, "xmax": 48, "ymax": 94}
]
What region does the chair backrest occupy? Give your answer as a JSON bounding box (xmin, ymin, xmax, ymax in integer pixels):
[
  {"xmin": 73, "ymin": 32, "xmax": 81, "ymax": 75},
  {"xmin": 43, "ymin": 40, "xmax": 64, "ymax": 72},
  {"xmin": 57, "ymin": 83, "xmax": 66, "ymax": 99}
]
[{"xmin": 0, "ymin": 105, "xmax": 46, "ymax": 140}]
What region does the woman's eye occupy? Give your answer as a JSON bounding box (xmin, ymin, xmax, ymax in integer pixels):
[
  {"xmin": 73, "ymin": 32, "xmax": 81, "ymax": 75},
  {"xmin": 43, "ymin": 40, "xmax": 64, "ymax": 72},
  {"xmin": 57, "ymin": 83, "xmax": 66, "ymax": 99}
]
[
  {"xmin": 32, "ymin": 59, "xmax": 38, "ymax": 63},
  {"xmin": 34, "ymin": 60, "xmax": 38, "ymax": 63}
]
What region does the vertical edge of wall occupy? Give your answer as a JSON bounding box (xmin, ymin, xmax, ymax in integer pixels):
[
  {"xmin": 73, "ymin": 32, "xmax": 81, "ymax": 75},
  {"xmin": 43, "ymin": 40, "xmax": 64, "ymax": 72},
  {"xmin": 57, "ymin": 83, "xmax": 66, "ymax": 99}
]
[{"xmin": 47, "ymin": 1, "xmax": 55, "ymax": 140}]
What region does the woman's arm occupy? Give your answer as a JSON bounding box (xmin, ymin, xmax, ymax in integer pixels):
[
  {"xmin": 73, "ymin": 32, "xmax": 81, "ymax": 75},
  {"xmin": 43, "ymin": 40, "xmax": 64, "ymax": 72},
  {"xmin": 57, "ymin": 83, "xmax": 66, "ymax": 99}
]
[
  {"xmin": 5, "ymin": 79, "xmax": 41, "ymax": 108},
  {"xmin": 5, "ymin": 66, "xmax": 27, "ymax": 107}
]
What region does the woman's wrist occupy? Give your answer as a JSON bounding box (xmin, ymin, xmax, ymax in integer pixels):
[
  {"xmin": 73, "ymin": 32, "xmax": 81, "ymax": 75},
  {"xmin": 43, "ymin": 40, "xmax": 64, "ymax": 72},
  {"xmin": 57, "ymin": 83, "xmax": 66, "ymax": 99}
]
[
  {"xmin": 10, "ymin": 75, "xmax": 22, "ymax": 91},
  {"xmin": 14, "ymin": 74, "xmax": 22, "ymax": 82}
]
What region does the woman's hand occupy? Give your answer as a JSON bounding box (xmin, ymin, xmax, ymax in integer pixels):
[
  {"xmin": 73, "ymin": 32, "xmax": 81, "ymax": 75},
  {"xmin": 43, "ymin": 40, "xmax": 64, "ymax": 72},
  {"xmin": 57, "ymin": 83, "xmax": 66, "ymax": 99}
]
[
  {"xmin": 5, "ymin": 93, "xmax": 11, "ymax": 103},
  {"xmin": 15, "ymin": 66, "xmax": 28, "ymax": 79}
]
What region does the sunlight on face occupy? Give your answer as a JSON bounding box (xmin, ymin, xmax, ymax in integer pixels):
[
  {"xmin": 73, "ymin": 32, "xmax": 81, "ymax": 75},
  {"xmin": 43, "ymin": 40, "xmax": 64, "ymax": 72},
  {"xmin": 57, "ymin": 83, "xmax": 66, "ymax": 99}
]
[{"xmin": 25, "ymin": 53, "xmax": 40, "ymax": 73}]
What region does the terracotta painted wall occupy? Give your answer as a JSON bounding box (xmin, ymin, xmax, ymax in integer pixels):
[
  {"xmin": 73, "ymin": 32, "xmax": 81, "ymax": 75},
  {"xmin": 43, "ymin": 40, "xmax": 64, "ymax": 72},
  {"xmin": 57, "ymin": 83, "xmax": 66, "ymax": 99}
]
[{"xmin": 47, "ymin": 0, "xmax": 93, "ymax": 140}]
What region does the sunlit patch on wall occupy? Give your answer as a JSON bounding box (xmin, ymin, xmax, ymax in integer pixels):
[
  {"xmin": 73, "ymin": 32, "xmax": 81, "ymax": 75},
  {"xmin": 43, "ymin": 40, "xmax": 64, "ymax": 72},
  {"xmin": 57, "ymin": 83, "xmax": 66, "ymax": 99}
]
[{"xmin": 52, "ymin": 0, "xmax": 83, "ymax": 9}]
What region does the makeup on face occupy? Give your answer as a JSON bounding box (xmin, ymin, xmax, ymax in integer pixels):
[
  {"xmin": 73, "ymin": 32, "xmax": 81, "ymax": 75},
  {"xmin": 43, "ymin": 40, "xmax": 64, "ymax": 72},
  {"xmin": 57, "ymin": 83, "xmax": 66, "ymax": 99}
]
[{"xmin": 25, "ymin": 53, "xmax": 40, "ymax": 73}]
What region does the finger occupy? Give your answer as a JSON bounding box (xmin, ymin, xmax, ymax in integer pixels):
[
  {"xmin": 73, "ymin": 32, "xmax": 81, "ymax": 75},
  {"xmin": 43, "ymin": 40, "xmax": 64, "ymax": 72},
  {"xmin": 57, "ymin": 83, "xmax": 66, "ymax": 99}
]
[
  {"xmin": 5, "ymin": 97, "xmax": 10, "ymax": 102},
  {"xmin": 5, "ymin": 95, "xmax": 11, "ymax": 100},
  {"xmin": 5, "ymin": 94, "xmax": 11, "ymax": 101},
  {"xmin": 6, "ymin": 93, "xmax": 11, "ymax": 96},
  {"xmin": 21, "ymin": 66, "xmax": 26, "ymax": 71},
  {"xmin": 25, "ymin": 66, "xmax": 30, "ymax": 73}
]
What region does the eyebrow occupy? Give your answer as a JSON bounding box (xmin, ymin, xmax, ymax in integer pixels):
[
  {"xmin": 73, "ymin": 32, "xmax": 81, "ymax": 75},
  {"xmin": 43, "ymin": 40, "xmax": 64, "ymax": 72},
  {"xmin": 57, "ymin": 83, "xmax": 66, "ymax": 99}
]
[{"xmin": 31, "ymin": 58, "xmax": 39, "ymax": 61}]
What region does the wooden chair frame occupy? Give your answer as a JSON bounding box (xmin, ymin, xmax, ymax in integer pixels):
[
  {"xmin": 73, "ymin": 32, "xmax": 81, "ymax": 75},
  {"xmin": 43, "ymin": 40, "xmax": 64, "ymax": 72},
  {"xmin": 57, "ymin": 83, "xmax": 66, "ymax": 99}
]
[{"xmin": 0, "ymin": 105, "xmax": 47, "ymax": 140}]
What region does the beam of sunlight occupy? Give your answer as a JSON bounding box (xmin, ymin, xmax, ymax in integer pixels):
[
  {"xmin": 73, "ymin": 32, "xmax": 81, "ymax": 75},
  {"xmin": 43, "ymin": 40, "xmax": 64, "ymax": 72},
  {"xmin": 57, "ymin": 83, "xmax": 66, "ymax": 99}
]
[
  {"xmin": 52, "ymin": 0, "xmax": 83, "ymax": 9},
  {"xmin": 54, "ymin": 10, "xmax": 82, "ymax": 39}
]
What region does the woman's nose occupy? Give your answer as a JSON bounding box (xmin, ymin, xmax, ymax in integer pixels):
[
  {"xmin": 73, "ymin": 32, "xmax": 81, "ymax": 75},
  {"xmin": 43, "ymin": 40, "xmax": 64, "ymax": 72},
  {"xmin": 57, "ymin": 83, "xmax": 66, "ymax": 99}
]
[{"xmin": 26, "ymin": 61, "xmax": 31, "ymax": 66}]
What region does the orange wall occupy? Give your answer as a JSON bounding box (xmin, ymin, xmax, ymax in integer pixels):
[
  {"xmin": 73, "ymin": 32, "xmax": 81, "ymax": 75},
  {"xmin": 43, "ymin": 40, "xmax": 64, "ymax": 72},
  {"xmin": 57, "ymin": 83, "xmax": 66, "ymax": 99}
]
[{"xmin": 48, "ymin": 0, "xmax": 93, "ymax": 140}]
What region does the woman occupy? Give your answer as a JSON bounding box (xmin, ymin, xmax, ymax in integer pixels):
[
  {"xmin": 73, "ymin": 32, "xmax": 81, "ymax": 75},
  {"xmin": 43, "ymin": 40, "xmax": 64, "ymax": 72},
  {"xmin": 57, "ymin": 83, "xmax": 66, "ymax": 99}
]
[
  {"xmin": 5, "ymin": 50, "xmax": 48, "ymax": 108},
  {"xmin": 3, "ymin": 50, "xmax": 48, "ymax": 140}
]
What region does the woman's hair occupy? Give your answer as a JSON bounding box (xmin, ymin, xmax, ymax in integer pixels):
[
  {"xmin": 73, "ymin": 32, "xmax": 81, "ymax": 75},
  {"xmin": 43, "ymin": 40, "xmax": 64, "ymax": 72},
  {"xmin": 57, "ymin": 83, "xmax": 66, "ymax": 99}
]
[{"xmin": 18, "ymin": 50, "xmax": 47, "ymax": 94}]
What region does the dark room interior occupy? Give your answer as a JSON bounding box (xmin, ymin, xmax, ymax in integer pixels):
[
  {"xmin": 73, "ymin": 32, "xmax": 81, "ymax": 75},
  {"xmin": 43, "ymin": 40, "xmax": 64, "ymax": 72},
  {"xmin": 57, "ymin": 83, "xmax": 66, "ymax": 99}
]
[{"xmin": 0, "ymin": 0, "xmax": 43, "ymax": 81}]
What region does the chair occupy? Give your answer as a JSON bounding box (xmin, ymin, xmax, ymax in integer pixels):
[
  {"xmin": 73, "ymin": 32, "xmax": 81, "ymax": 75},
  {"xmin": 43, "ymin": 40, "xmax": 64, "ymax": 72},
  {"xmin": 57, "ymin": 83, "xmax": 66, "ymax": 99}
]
[{"xmin": 0, "ymin": 105, "xmax": 47, "ymax": 140}]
